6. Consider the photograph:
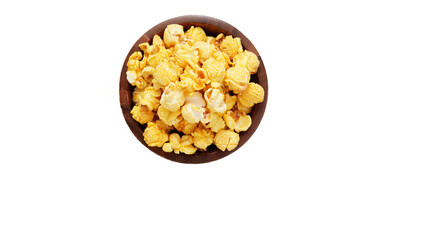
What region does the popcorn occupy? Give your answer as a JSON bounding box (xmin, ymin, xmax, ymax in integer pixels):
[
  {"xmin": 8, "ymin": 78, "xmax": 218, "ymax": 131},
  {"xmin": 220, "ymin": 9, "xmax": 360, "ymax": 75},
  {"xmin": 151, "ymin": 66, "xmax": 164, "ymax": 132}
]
[
  {"xmin": 173, "ymin": 119, "xmax": 197, "ymax": 135},
  {"xmin": 238, "ymin": 82, "xmax": 265, "ymax": 107},
  {"xmin": 152, "ymin": 61, "xmax": 181, "ymax": 89},
  {"xmin": 163, "ymin": 24, "xmax": 184, "ymax": 47},
  {"xmin": 224, "ymin": 66, "xmax": 250, "ymax": 94},
  {"xmin": 223, "ymin": 110, "xmax": 252, "ymax": 132},
  {"xmin": 214, "ymin": 129, "xmax": 240, "ymax": 151},
  {"xmin": 157, "ymin": 105, "xmax": 181, "ymax": 126},
  {"xmin": 191, "ymin": 126, "xmax": 214, "ymax": 151},
  {"xmin": 219, "ymin": 35, "xmax": 243, "ymax": 60},
  {"xmin": 131, "ymin": 104, "xmax": 154, "ymax": 125},
  {"xmin": 205, "ymin": 113, "xmax": 225, "ymax": 133},
  {"xmin": 181, "ymin": 103, "xmax": 205, "ymax": 124},
  {"xmin": 233, "ymin": 50, "xmax": 260, "ymax": 74},
  {"xmin": 127, "ymin": 24, "xmax": 264, "ymax": 154},
  {"xmin": 162, "ymin": 133, "xmax": 197, "ymax": 154},
  {"xmin": 160, "ymin": 82, "xmax": 185, "ymax": 112},
  {"xmin": 143, "ymin": 121, "xmax": 169, "ymax": 147},
  {"xmin": 193, "ymin": 41, "xmax": 215, "ymax": 63},
  {"xmin": 204, "ymin": 88, "xmax": 227, "ymax": 114},
  {"xmin": 185, "ymin": 26, "xmax": 207, "ymax": 44},
  {"xmin": 202, "ymin": 58, "xmax": 226, "ymax": 84}
]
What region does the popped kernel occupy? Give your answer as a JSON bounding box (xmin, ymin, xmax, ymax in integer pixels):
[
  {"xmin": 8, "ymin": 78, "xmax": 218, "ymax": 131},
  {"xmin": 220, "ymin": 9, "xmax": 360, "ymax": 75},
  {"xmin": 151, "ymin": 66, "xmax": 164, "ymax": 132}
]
[
  {"xmin": 238, "ymin": 82, "xmax": 265, "ymax": 107},
  {"xmin": 233, "ymin": 50, "xmax": 260, "ymax": 74},
  {"xmin": 214, "ymin": 129, "xmax": 240, "ymax": 151},
  {"xmin": 160, "ymin": 83, "xmax": 185, "ymax": 112},
  {"xmin": 127, "ymin": 24, "xmax": 265, "ymax": 154},
  {"xmin": 162, "ymin": 133, "xmax": 197, "ymax": 154},
  {"xmin": 223, "ymin": 110, "xmax": 252, "ymax": 132},
  {"xmin": 192, "ymin": 126, "xmax": 214, "ymax": 151},
  {"xmin": 202, "ymin": 58, "xmax": 226, "ymax": 84},
  {"xmin": 157, "ymin": 105, "xmax": 181, "ymax": 126},
  {"xmin": 224, "ymin": 66, "xmax": 250, "ymax": 94},
  {"xmin": 204, "ymin": 88, "xmax": 227, "ymax": 114},
  {"xmin": 152, "ymin": 61, "xmax": 180, "ymax": 89},
  {"xmin": 163, "ymin": 24, "xmax": 185, "ymax": 47},
  {"xmin": 143, "ymin": 121, "xmax": 169, "ymax": 147},
  {"xmin": 219, "ymin": 35, "xmax": 243, "ymax": 60},
  {"xmin": 131, "ymin": 104, "xmax": 154, "ymax": 125}
]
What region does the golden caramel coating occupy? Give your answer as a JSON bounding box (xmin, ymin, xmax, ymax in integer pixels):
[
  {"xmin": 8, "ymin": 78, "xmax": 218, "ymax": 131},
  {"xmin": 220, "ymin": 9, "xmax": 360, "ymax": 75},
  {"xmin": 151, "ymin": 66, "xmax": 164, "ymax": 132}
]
[
  {"xmin": 204, "ymin": 88, "xmax": 227, "ymax": 114},
  {"xmin": 185, "ymin": 26, "xmax": 207, "ymax": 44},
  {"xmin": 205, "ymin": 113, "xmax": 225, "ymax": 133},
  {"xmin": 163, "ymin": 24, "xmax": 184, "ymax": 47},
  {"xmin": 224, "ymin": 66, "xmax": 250, "ymax": 94},
  {"xmin": 160, "ymin": 82, "xmax": 185, "ymax": 112},
  {"xmin": 131, "ymin": 104, "xmax": 154, "ymax": 125},
  {"xmin": 143, "ymin": 121, "xmax": 169, "ymax": 147},
  {"xmin": 193, "ymin": 41, "xmax": 215, "ymax": 63},
  {"xmin": 219, "ymin": 35, "xmax": 243, "ymax": 60},
  {"xmin": 157, "ymin": 105, "xmax": 181, "ymax": 126},
  {"xmin": 162, "ymin": 133, "xmax": 197, "ymax": 154},
  {"xmin": 181, "ymin": 103, "xmax": 205, "ymax": 124},
  {"xmin": 202, "ymin": 58, "xmax": 226, "ymax": 84},
  {"xmin": 224, "ymin": 93, "xmax": 238, "ymax": 110},
  {"xmin": 223, "ymin": 110, "xmax": 252, "ymax": 132},
  {"xmin": 238, "ymin": 82, "xmax": 265, "ymax": 107},
  {"xmin": 152, "ymin": 61, "xmax": 180, "ymax": 89},
  {"xmin": 233, "ymin": 50, "xmax": 260, "ymax": 74},
  {"xmin": 173, "ymin": 119, "xmax": 198, "ymax": 135},
  {"xmin": 214, "ymin": 129, "xmax": 240, "ymax": 151},
  {"xmin": 127, "ymin": 24, "xmax": 264, "ymax": 154},
  {"xmin": 132, "ymin": 86, "xmax": 161, "ymax": 111},
  {"xmin": 191, "ymin": 126, "xmax": 214, "ymax": 151}
]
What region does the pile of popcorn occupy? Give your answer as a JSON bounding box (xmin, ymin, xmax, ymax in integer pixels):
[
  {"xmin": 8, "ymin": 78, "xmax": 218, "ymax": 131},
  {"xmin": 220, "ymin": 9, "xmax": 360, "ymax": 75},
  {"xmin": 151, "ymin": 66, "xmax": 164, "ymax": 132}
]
[{"xmin": 126, "ymin": 24, "xmax": 264, "ymax": 154}]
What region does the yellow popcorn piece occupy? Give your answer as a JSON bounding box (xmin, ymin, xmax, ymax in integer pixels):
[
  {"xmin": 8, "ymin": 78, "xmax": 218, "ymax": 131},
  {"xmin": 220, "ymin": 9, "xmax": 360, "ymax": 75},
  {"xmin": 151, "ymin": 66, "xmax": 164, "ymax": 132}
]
[
  {"xmin": 163, "ymin": 24, "xmax": 184, "ymax": 47},
  {"xmin": 146, "ymin": 46, "xmax": 171, "ymax": 68},
  {"xmin": 173, "ymin": 119, "xmax": 198, "ymax": 135},
  {"xmin": 223, "ymin": 110, "xmax": 252, "ymax": 132},
  {"xmin": 193, "ymin": 41, "xmax": 215, "ymax": 63},
  {"xmin": 185, "ymin": 92, "xmax": 206, "ymax": 108},
  {"xmin": 181, "ymin": 103, "xmax": 205, "ymax": 124},
  {"xmin": 131, "ymin": 104, "xmax": 155, "ymax": 125},
  {"xmin": 202, "ymin": 58, "xmax": 226, "ymax": 84},
  {"xmin": 236, "ymin": 99, "xmax": 252, "ymax": 114},
  {"xmin": 220, "ymin": 35, "xmax": 243, "ymax": 60},
  {"xmin": 152, "ymin": 34, "xmax": 165, "ymax": 47},
  {"xmin": 160, "ymin": 82, "xmax": 185, "ymax": 112},
  {"xmin": 178, "ymin": 67, "xmax": 205, "ymax": 94},
  {"xmin": 191, "ymin": 126, "xmax": 214, "ymax": 151},
  {"xmin": 163, "ymin": 133, "xmax": 197, "ymax": 155},
  {"xmin": 205, "ymin": 113, "xmax": 225, "ymax": 133},
  {"xmin": 173, "ymin": 43, "xmax": 199, "ymax": 69},
  {"xmin": 126, "ymin": 51, "xmax": 147, "ymax": 88},
  {"xmin": 224, "ymin": 93, "xmax": 238, "ymax": 110},
  {"xmin": 143, "ymin": 121, "xmax": 169, "ymax": 147},
  {"xmin": 204, "ymin": 88, "xmax": 227, "ymax": 114},
  {"xmin": 132, "ymin": 86, "xmax": 161, "ymax": 111},
  {"xmin": 141, "ymin": 66, "xmax": 155, "ymax": 82},
  {"xmin": 211, "ymin": 50, "xmax": 232, "ymax": 70},
  {"xmin": 224, "ymin": 66, "xmax": 250, "ymax": 94},
  {"xmin": 157, "ymin": 105, "xmax": 181, "ymax": 126},
  {"xmin": 185, "ymin": 26, "xmax": 207, "ymax": 44},
  {"xmin": 152, "ymin": 61, "xmax": 181, "ymax": 89},
  {"xmin": 238, "ymin": 82, "xmax": 265, "ymax": 107},
  {"xmin": 233, "ymin": 50, "xmax": 260, "ymax": 74},
  {"xmin": 214, "ymin": 129, "xmax": 240, "ymax": 151}
]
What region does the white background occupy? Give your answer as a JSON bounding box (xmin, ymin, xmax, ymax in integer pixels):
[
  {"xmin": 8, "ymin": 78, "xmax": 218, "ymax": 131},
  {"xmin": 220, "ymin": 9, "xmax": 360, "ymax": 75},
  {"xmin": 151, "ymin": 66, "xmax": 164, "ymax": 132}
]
[{"xmin": 1, "ymin": 0, "xmax": 425, "ymax": 239}]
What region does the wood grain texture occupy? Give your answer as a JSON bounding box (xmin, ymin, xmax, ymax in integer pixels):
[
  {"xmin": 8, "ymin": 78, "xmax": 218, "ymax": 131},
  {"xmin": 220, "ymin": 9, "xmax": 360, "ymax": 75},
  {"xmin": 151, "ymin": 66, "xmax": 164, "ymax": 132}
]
[{"xmin": 119, "ymin": 15, "xmax": 268, "ymax": 164}]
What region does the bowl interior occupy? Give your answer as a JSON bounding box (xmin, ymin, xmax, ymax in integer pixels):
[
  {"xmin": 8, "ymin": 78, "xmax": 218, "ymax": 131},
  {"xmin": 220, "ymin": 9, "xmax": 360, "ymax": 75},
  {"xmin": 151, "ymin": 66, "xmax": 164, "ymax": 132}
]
[{"xmin": 119, "ymin": 15, "xmax": 268, "ymax": 164}]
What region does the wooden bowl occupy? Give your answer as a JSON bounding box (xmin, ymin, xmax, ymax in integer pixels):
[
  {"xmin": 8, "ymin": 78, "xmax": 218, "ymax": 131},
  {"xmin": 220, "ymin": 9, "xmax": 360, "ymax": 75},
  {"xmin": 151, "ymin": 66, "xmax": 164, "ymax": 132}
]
[{"xmin": 119, "ymin": 15, "xmax": 268, "ymax": 164}]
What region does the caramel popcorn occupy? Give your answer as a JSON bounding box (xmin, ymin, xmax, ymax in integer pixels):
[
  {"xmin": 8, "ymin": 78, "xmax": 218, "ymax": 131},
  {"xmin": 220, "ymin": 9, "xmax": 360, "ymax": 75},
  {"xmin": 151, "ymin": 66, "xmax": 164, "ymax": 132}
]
[{"xmin": 127, "ymin": 24, "xmax": 265, "ymax": 155}]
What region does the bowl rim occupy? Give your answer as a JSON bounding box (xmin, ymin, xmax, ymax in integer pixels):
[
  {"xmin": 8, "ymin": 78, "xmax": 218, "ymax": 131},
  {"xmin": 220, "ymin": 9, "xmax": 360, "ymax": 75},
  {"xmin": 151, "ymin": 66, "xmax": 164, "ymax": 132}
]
[{"xmin": 119, "ymin": 15, "xmax": 268, "ymax": 164}]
